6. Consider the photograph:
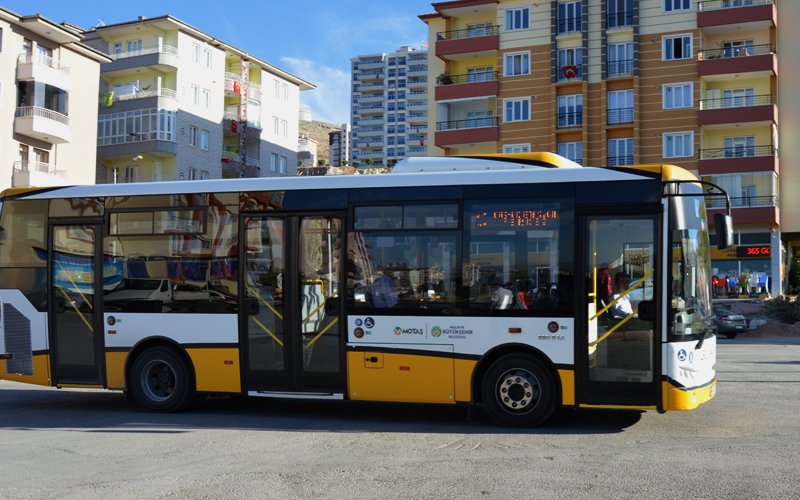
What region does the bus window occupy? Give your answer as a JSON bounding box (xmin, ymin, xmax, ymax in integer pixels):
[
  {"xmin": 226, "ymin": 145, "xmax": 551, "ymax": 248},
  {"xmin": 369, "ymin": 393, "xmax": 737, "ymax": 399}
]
[
  {"xmin": 465, "ymin": 199, "xmax": 572, "ymax": 315},
  {"xmin": 349, "ymin": 204, "xmax": 459, "ymax": 311},
  {"xmin": 0, "ymin": 200, "xmax": 48, "ymax": 311}
]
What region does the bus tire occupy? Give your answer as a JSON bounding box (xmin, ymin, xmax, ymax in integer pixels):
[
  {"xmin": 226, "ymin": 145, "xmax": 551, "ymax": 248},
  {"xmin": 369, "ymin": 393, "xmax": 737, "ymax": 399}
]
[
  {"xmin": 481, "ymin": 354, "xmax": 556, "ymax": 427},
  {"xmin": 130, "ymin": 346, "xmax": 194, "ymax": 412}
]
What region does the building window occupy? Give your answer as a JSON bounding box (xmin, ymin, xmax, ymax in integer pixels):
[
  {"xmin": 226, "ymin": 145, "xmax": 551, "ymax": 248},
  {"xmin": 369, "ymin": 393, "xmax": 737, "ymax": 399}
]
[
  {"xmin": 558, "ymin": 141, "xmax": 583, "ymax": 163},
  {"xmin": 663, "ymin": 34, "xmax": 692, "ymax": 60},
  {"xmin": 199, "ymin": 129, "xmax": 210, "ymax": 151},
  {"xmin": 97, "ymin": 109, "xmax": 177, "ymax": 145},
  {"xmin": 723, "ymin": 39, "xmax": 754, "ymax": 58},
  {"xmin": 608, "ymin": 43, "xmax": 633, "ymax": 76},
  {"xmin": 664, "ymin": 0, "xmax": 691, "ymax": 11},
  {"xmin": 723, "ymin": 88, "xmax": 755, "ymax": 108},
  {"xmin": 504, "ymin": 51, "xmax": 530, "ymax": 77},
  {"xmin": 608, "ymin": 0, "xmax": 634, "ymax": 28},
  {"xmin": 200, "ymin": 170, "xmax": 210, "ymax": 180},
  {"xmin": 557, "ymin": 94, "xmax": 582, "ymax": 128},
  {"xmin": 663, "ymin": 131, "xmax": 694, "ymax": 158},
  {"xmin": 467, "ymin": 22, "xmax": 494, "ymax": 37},
  {"xmin": 504, "ymin": 7, "xmax": 530, "ymax": 31},
  {"xmin": 504, "ymin": 98, "xmax": 530, "ymax": 122},
  {"xmin": 467, "ymin": 66, "xmax": 494, "ymax": 82},
  {"xmin": 204, "ymin": 48, "xmax": 212, "ymax": 68},
  {"xmin": 281, "ymin": 120, "xmax": 288, "ymax": 137},
  {"xmin": 270, "ymin": 153, "xmax": 278, "ymax": 172},
  {"xmin": 127, "ymin": 39, "xmax": 142, "ymax": 56},
  {"xmin": 504, "ymin": 143, "xmax": 531, "ymax": 153},
  {"xmin": 191, "ymin": 84, "xmax": 199, "ymax": 105},
  {"xmin": 188, "ymin": 167, "xmax": 198, "ymax": 180},
  {"xmin": 202, "ymin": 89, "xmax": 210, "ymax": 109},
  {"xmin": 558, "ymin": 1, "xmax": 582, "ymax": 34},
  {"xmin": 663, "ymin": 82, "xmax": 693, "ymax": 109},
  {"xmin": 0, "ymin": 27, "xmax": 3, "ymax": 52},
  {"xmin": 193, "ymin": 43, "xmax": 201, "ymax": 64},
  {"xmin": 608, "ymin": 90, "xmax": 633, "ymax": 124},
  {"xmin": 279, "ymin": 155, "xmax": 287, "ymax": 174},
  {"xmin": 608, "ymin": 138, "xmax": 634, "ymax": 166},
  {"xmin": 273, "ymin": 116, "xmax": 280, "ymax": 135},
  {"xmin": 283, "ymin": 83, "xmax": 289, "ymax": 101},
  {"xmin": 189, "ymin": 126, "xmax": 198, "ymax": 146}
]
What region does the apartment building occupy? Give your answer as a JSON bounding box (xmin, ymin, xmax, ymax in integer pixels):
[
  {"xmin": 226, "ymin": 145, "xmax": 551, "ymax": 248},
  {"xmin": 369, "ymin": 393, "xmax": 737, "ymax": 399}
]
[
  {"xmin": 422, "ymin": 0, "xmax": 786, "ymax": 295},
  {"xmin": 0, "ymin": 8, "xmax": 110, "ymax": 190},
  {"xmin": 78, "ymin": 15, "xmax": 314, "ymax": 183},
  {"xmin": 329, "ymin": 123, "xmax": 351, "ymax": 167},
  {"xmin": 350, "ymin": 46, "xmax": 429, "ymax": 168}
]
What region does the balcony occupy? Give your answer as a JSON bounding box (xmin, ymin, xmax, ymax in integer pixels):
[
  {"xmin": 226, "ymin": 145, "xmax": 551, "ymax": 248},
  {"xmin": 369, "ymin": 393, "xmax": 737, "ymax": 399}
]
[
  {"xmin": 435, "ymin": 117, "xmax": 499, "ymax": 148},
  {"xmin": 697, "ymin": 0, "xmax": 776, "ymax": 31},
  {"xmin": 698, "ymin": 145, "xmax": 777, "ymax": 174},
  {"xmin": 435, "ymin": 72, "xmax": 499, "ymax": 101},
  {"xmin": 100, "ymin": 87, "xmax": 178, "ymax": 113},
  {"xmin": 435, "ymin": 25, "xmax": 499, "ymax": 61},
  {"xmin": 557, "ymin": 65, "xmax": 583, "ymax": 82},
  {"xmin": 103, "ymin": 45, "xmax": 178, "ymax": 74},
  {"xmin": 707, "ymin": 195, "xmax": 778, "ymax": 226},
  {"xmin": 607, "ymin": 59, "xmax": 634, "ymax": 78},
  {"xmin": 698, "ymin": 44, "xmax": 776, "ymax": 78},
  {"xmin": 607, "ymin": 11, "xmax": 634, "ymax": 29},
  {"xmin": 608, "ymin": 107, "xmax": 634, "ymax": 125},
  {"xmin": 12, "ymin": 161, "xmax": 68, "ymax": 187},
  {"xmin": 698, "ymin": 94, "xmax": 776, "ymax": 126},
  {"xmin": 14, "ymin": 106, "xmax": 71, "ymax": 144},
  {"xmin": 16, "ymin": 53, "xmax": 71, "ymax": 91}
]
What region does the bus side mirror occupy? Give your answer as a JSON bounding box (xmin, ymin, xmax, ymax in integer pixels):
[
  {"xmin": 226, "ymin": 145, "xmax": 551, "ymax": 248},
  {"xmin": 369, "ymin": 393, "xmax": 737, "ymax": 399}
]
[{"xmin": 714, "ymin": 213, "xmax": 734, "ymax": 250}]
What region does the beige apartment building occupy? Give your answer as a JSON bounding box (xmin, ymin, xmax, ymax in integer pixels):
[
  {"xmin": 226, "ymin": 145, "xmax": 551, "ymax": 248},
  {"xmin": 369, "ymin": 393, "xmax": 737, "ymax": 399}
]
[
  {"xmin": 0, "ymin": 8, "xmax": 110, "ymax": 190},
  {"xmin": 422, "ymin": 0, "xmax": 790, "ymax": 294}
]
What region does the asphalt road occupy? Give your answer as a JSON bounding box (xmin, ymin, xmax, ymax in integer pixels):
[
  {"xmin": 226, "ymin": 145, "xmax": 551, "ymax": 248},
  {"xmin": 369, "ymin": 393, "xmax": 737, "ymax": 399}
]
[{"xmin": 2, "ymin": 337, "xmax": 799, "ymax": 499}]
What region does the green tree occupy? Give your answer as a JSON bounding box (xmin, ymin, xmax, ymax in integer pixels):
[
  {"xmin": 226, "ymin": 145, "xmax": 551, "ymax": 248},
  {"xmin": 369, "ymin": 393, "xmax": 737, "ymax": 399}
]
[{"xmin": 788, "ymin": 256, "xmax": 800, "ymax": 295}]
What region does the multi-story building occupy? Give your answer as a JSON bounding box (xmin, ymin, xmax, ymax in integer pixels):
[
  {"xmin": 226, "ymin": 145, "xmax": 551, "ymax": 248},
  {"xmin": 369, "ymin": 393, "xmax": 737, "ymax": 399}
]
[
  {"xmin": 78, "ymin": 15, "xmax": 314, "ymax": 183},
  {"xmin": 329, "ymin": 123, "xmax": 351, "ymax": 167},
  {"xmin": 0, "ymin": 8, "xmax": 110, "ymax": 189},
  {"xmin": 421, "ymin": 0, "xmax": 786, "ymax": 295},
  {"xmin": 351, "ymin": 46, "xmax": 429, "ymax": 168}
]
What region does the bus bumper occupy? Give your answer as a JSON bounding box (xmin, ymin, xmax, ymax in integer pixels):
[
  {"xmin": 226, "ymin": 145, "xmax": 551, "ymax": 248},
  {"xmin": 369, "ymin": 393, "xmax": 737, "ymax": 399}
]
[{"xmin": 662, "ymin": 378, "xmax": 717, "ymax": 411}]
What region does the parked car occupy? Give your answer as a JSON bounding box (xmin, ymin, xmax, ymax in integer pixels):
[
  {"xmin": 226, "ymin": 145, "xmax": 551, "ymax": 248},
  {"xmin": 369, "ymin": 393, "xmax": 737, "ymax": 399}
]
[{"xmin": 713, "ymin": 306, "xmax": 748, "ymax": 338}]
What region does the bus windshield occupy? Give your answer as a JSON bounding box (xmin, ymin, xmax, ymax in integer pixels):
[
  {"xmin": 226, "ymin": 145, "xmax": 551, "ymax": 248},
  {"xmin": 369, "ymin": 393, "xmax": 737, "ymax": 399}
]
[{"xmin": 669, "ymin": 187, "xmax": 714, "ymax": 341}]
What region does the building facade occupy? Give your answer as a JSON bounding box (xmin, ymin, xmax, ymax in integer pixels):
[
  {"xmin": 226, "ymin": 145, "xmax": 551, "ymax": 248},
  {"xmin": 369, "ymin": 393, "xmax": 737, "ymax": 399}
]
[
  {"xmin": 422, "ymin": 0, "xmax": 785, "ymax": 295},
  {"xmin": 0, "ymin": 8, "xmax": 110, "ymax": 190},
  {"xmin": 350, "ymin": 46, "xmax": 429, "ymax": 168},
  {"xmin": 329, "ymin": 123, "xmax": 351, "ymax": 167},
  {"xmin": 79, "ymin": 16, "xmax": 314, "ymax": 183}
]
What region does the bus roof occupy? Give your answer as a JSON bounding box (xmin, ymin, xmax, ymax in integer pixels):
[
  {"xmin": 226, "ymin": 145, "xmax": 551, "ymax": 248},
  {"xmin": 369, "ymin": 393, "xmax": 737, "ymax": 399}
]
[{"xmin": 1, "ymin": 156, "xmax": 682, "ymax": 201}]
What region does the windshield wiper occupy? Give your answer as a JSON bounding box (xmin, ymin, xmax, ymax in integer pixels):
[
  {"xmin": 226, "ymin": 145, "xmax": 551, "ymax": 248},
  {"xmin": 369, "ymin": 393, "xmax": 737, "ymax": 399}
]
[{"xmin": 696, "ymin": 324, "xmax": 716, "ymax": 349}]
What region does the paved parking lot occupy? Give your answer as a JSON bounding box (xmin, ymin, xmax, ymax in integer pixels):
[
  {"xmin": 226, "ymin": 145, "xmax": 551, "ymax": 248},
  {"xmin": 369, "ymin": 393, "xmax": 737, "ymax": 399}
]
[{"xmin": 2, "ymin": 337, "xmax": 799, "ymax": 499}]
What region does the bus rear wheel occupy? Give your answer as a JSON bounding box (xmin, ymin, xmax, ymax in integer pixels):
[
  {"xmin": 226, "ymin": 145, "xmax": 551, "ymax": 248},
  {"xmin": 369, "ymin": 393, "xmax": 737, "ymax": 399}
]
[
  {"xmin": 481, "ymin": 354, "xmax": 556, "ymax": 427},
  {"xmin": 130, "ymin": 346, "xmax": 194, "ymax": 412}
]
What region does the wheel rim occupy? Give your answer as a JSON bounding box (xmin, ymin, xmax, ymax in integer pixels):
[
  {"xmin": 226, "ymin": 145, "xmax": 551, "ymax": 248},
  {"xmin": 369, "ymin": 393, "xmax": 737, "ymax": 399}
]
[
  {"xmin": 495, "ymin": 368, "xmax": 541, "ymax": 413},
  {"xmin": 140, "ymin": 359, "xmax": 177, "ymax": 402}
]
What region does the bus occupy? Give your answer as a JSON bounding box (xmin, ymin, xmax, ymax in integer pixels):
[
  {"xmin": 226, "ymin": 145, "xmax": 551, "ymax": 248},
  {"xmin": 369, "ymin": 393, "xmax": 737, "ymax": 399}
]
[{"xmin": 0, "ymin": 153, "xmax": 732, "ymax": 427}]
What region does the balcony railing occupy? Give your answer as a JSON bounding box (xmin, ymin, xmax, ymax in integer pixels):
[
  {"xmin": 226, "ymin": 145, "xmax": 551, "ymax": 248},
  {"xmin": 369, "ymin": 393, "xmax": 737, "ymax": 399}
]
[
  {"xmin": 436, "ymin": 117, "xmax": 499, "ymax": 131},
  {"xmin": 107, "ymin": 44, "xmax": 178, "ymax": 60},
  {"xmin": 14, "ymin": 160, "xmax": 61, "ymax": 175},
  {"xmin": 436, "ymin": 71, "xmax": 498, "ymax": 86},
  {"xmin": 557, "ymin": 112, "xmax": 583, "ymax": 128},
  {"xmin": 608, "ymin": 11, "xmax": 634, "ymax": 28},
  {"xmin": 557, "ymin": 65, "xmax": 583, "ymax": 82},
  {"xmin": 557, "ymin": 18, "xmax": 582, "ymax": 34},
  {"xmin": 707, "ymin": 195, "xmax": 777, "ymax": 209},
  {"xmin": 18, "ymin": 52, "xmax": 67, "ymax": 70},
  {"xmin": 697, "ymin": 0, "xmax": 773, "ymax": 12},
  {"xmin": 607, "ymin": 59, "xmax": 634, "ymax": 77},
  {"xmin": 699, "ymin": 145, "xmax": 775, "ymax": 159},
  {"xmin": 608, "ymin": 107, "xmax": 634, "ymax": 124},
  {"xmin": 699, "ymin": 44, "xmax": 775, "ymax": 60},
  {"xmin": 608, "ymin": 155, "xmax": 634, "ymax": 166},
  {"xmin": 436, "ymin": 25, "xmax": 499, "ymax": 41},
  {"xmin": 106, "ymin": 88, "xmax": 178, "ymax": 103},
  {"xmin": 15, "ymin": 106, "xmax": 69, "ymax": 125},
  {"xmin": 699, "ymin": 93, "xmax": 773, "ymax": 110}
]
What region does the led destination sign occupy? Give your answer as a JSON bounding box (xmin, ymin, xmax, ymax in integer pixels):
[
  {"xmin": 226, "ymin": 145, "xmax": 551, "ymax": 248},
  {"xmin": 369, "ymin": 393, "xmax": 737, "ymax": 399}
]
[
  {"xmin": 736, "ymin": 246, "xmax": 771, "ymax": 258},
  {"xmin": 472, "ymin": 208, "xmax": 558, "ymax": 229}
]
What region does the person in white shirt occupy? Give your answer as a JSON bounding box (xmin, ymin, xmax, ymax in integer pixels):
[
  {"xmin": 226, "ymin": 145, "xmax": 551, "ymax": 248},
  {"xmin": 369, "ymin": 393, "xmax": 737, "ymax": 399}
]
[{"xmin": 611, "ymin": 272, "xmax": 634, "ymax": 319}]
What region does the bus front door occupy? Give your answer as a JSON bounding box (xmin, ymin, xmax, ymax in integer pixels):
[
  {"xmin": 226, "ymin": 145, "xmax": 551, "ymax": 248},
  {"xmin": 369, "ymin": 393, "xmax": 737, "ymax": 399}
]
[
  {"xmin": 49, "ymin": 223, "xmax": 105, "ymax": 385},
  {"xmin": 242, "ymin": 214, "xmax": 345, "ymax": 393},
  {"xmin": 580, "ymin": 215, "xmax": 659, "ymax": 407}
]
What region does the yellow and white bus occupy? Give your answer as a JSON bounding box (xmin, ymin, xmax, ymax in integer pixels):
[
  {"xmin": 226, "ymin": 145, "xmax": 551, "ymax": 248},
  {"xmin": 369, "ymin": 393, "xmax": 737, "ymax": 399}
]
[{"xmin": 0, "ymin": 153, "xmax": 731, "ymax": 426}]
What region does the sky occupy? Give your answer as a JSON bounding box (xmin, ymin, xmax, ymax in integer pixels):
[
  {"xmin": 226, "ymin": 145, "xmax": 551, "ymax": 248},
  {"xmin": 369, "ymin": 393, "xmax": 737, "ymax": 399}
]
[{"xmin": 4, "ymin": 0, "xmax": 436, "ymax": 125}]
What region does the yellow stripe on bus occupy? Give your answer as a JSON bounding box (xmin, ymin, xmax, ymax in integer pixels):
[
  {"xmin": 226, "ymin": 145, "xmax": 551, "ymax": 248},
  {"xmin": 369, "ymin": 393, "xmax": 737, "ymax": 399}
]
[
  {"xmin": 0, "ymin": 353, "xmax": 51, "ymax": 386},
  {"xmin": 105, "ymin": 351, "xmax": 127, "ymax": 390},
  {"xmin": 662, "ymin": 379, "xmax": 716, "ymax": 411},
  {"xmin": 186, "ymin": 347, "xmax": 241, "ymax": 393}
]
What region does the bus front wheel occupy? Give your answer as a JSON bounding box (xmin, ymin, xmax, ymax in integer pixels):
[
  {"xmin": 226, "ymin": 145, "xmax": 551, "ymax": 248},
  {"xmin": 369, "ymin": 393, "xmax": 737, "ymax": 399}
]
[
  {"xmin": 130, "ymin": 346, "xmax": 194, "ymax": 412},
  {"xmin": 481, "ymin": 354, "xmax": 556, "ymax": 427}
]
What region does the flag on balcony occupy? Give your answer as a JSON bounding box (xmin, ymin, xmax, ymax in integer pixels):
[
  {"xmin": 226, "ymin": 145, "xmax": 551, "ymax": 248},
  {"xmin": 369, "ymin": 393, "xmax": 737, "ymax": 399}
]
[
  {"xmin": 233, "ymin": 81, "xmax": 241, "ymax": 94},
  {"xmin": 561, "ymin": 65, "xmax": 577, "ymax": 79}
]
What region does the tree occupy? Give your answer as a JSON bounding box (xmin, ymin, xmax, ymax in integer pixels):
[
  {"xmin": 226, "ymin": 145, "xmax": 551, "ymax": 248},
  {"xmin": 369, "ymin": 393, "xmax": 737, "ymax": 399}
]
[{"xmin": 788, "ymin": 256, "xmax": 800, "ymax": 295}]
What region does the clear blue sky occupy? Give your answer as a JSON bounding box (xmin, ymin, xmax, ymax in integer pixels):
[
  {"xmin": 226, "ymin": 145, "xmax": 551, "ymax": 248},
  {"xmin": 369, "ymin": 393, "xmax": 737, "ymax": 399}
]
[{"xmin": 3, "ymin": 0, "xmax": 436, "ymax": 125}]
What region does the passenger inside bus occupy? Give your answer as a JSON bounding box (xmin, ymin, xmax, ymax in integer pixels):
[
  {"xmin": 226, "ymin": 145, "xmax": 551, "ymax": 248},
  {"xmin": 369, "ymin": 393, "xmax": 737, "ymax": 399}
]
[
  {"xmin": 371, "ymin": 269, "xmax": 398, "ymax": 308},
  {"xmin": 611, "ymin": 272, "xmax": 634, "ymax": 319}
]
